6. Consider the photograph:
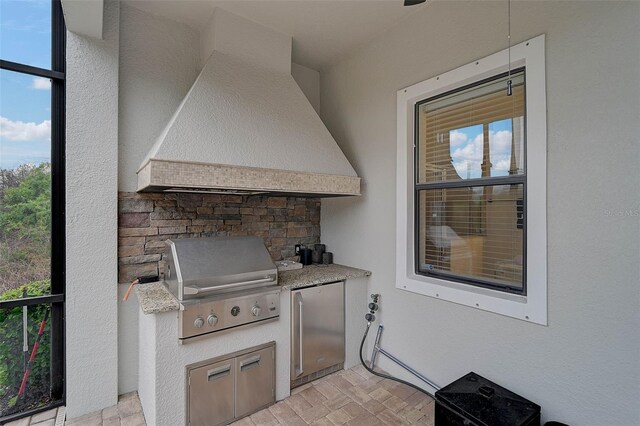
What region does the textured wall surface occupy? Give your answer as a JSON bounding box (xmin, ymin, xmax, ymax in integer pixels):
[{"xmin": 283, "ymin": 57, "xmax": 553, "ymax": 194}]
[
  {"xmin": 118, "ymin": 193, "xmax": 321, "ymax": 283},
  {"xmin": 291, "ymin": 62, "xmax": 321, "ymax": 114},
  {"xmin": 118, "ymin": 3, "xmax": 200, "ymax": 194},
  {"xmin": 144, "ymin": 50, "xmax": 357, "ymax": 178},
  {"xmin": 65, "ymin": 0, "xmax": 120, "ymax": 418},
  {"xmin": 138, "ymin": 292, "xmax": 290, "ymax": 426},
  {"xmin": 137, "ymin": 311, "xmax": 157, "ymax": 425},
  {"xmin": 140, "ymin": 7, "xmax": 357, "ymax": 184},
  {"xmin": 116, "ymin": 6, "xmax": 204, "ymax": 394},
  {"xmin": 320, "ymin": 2, "xmax": 640, "ymax": 425},
  {"xmin": 200, "ymin": 8, "xmax": 291, "ymax": 74},
  {"xmin": 117, "ymin": 284, "xmax": 138, "ymax": 395}
]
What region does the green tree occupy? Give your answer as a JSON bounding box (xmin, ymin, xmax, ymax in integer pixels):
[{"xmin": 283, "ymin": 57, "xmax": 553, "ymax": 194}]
[
  {"xmin": 0, "ymin": 164, "xmax": 37, "ymax": 200},
  {"xmin": 0, "ymin": 164, "xmax": 51, "ymax": 294},
  {"xmin": 0, "ymin": 163, "xmax": 51, "ymax": 235}
]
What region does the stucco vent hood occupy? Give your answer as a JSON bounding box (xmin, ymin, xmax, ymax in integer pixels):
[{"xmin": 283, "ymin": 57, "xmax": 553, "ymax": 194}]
[{"xmin": 137, "ymin": 9, "xmax": 360, "ymax": 197}]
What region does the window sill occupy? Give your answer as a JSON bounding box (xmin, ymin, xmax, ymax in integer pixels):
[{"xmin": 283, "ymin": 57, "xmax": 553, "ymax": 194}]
[{"xmin": 396, "ymin": 272, "xmax": 546, "ymax": 325}]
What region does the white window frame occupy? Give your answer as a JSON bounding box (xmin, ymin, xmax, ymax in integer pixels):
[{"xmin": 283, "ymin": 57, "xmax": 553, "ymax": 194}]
[{"xmin": 396, "ymin": 34, "xmax": 547, "ymax": 325}]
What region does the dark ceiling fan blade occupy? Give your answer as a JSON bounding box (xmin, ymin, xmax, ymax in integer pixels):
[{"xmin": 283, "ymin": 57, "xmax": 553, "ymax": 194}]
[{"xmin": 404, "ymin": 0, "xmax": 426, "ymax": 5}]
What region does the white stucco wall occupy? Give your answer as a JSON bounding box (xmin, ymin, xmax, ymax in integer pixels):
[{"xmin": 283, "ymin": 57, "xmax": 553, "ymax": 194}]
[
  {"xmin": 118, "ymin": 3, "xmax": 201, "ymax": 194},
  {"xmin": 140, "ymin": 7, "xmax": 356, "ymax": 179},
  {"xmin": 144, "ymin": 50, "xmax": 357, "ymax": 177},
  {"xmin": 320, "ymin": 2, "xmax": 640, "ymax": 425},
  {"xmin": 116, "ymin": 5, "xmax": 201, "ymax": 394},
  {"xmin": 139, "ymin": 291, "xmax": 290, "ymax": 426},
  {"xmin": 137, "ymin": 310, "xmax": 157, "ymax": 425},
  {"xmin": 65, "ymin": 0, "xmax": 120, "ymax": 418},
  {"xmin": 344, "ymin": 277, "xmax": 368, "ymax": 369},
  {"xmin": 291, "ymin": 62, "xmax": 320, "ymax": 114},
  {"xmin": 117, "ymin": 5, "xmax": 326, "ymax": 195},
  {"xmin": 117, "ymin": 284, "xmax": 138, "ymax": 395},
  {"xmin": 200, "ymin": 8, "xmax": 291, "ymax": 75}
]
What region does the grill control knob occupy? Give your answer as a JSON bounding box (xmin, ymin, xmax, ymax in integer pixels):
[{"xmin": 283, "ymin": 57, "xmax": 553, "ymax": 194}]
[
  {"xmin": 194, "ymin": 317, "xmax": 205, "ymax": 328},
  {"xmin": 231, "ymin": 306, "xmax": 240, "ymax": 316},
  {"xmin": 251, "ymin": 305, "xmax": 261, "ymax": 317},
  {"xmin": 207, "ymin": 314, "xmax": 218, "ymax": 326}
]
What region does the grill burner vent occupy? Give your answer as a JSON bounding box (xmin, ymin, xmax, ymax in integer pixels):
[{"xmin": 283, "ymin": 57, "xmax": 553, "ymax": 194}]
[{"xmin": 162, "ymin": 187, "xmax": 268, "ymax": 196}]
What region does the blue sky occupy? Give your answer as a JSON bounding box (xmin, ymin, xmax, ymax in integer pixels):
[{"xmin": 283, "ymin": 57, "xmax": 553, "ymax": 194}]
[
  {"xmin": 0, "ymin": 0, "xmax": 52, "ymax": 169},
  {"xmin": 449, "ymin": 119, "xmax": 515, "ymax": 179}
]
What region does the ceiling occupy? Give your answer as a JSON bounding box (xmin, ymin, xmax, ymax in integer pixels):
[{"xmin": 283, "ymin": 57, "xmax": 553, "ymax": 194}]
[{"xmin": 125, "ymin": 0, "xmax": 426, "ymax": 71}]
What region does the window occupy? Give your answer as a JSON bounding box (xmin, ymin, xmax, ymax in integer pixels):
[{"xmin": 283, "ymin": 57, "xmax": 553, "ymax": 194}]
[
  {"xmin": 416, "ymin": 69, "xmax": 526, "ymax": 293},
  {"xmin": 0, "ymin": 0, "xmax": 66, "ymax": 422},
  {"xmin": 396, "ymin": 35, "xmax": 547, "ymax": 325}
]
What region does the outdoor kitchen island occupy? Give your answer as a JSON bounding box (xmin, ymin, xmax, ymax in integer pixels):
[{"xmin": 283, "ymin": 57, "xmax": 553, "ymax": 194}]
[{"xmin": 135, "ymin": 264, "xmax": 370, "ymax": 426}]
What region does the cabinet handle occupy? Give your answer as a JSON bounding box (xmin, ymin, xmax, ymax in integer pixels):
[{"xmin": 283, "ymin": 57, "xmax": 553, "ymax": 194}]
[
  {"xmin": 240, "ymin": 355, "xmax": 261, "ymax": 371},
  {"xmin": 297, "ymin": 293, "xmax": 304, "ymax": 377},
  {"xmin": 207, "ymin": 364, "xmax": 231, "ymax": 381}
]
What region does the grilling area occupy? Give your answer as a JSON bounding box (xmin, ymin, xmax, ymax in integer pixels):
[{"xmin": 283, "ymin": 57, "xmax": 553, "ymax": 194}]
[
  {"xmin": 0, "ymin": 1, "xmax": 637, "ymax": 425},
  {"xmin": 165, "ymin": 236, "xmax": 281, "ymax": 342},
  {"xmin": 134, "ymin": 236, "xmax": 370, "ymax": 426}
]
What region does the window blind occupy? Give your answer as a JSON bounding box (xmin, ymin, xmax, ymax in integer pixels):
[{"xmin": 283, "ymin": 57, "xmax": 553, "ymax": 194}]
[
  {"xmin": 415, "ymin": 69, "xmax": 526, "ymax": 292},
  {"xmin": 417, "ymin": 70, "xmax": 525, "ymax": 184}
]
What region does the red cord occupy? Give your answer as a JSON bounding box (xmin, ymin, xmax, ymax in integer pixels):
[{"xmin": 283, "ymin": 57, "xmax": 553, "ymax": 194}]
[{"xmin": 123, "ymin": 279, "xmax": 140, "ymax": 301}]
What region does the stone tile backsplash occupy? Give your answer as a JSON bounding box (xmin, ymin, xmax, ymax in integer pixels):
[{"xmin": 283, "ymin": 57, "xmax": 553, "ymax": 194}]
[{"xmin": 117, "ymin": 192, "xmax": 320, "ymax": 283}]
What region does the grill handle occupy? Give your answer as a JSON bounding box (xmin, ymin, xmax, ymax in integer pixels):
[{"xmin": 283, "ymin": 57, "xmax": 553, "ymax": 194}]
[{"xmin": 183, "ymin": 277, "xmax": 275, "ymax": 295}]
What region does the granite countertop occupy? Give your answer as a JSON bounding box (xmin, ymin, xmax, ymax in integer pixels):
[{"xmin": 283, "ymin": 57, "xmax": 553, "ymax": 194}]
[
  {"xmin": 135, "ymin": 282, "xmax": 180, "ymax": 314},
  {"xmin": 135, "ymin": 263, "xmax": 371, "ymax": 314},
  {"xmin": 278, "ymin": 264, "xmax": 371, "ymax": 290}
]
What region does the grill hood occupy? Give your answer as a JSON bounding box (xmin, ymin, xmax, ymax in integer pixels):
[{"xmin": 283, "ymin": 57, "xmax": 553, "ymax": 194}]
[
  {"xmin": 164, "ymin": 236, "xmax": 278, "ymax": 301},
  {"xmin": 137, "ymin": 9, "xmax": 360, "ymax": 197}
]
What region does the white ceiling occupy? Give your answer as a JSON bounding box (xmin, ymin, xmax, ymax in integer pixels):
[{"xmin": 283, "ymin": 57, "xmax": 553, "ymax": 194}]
[{"xmin": 125, "ymin": 0, "xmax": 426, "ymax": 71}]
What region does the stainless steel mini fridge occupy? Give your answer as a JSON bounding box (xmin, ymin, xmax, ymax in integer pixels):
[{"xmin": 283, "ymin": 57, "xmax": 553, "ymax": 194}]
[{"xmin": 290, "ymin": 281, "xmax": 345, "ymax": 387}]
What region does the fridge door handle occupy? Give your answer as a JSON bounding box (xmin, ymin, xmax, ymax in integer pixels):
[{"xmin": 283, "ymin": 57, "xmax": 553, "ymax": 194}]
[{"xmin": 296, "ymin": 292, "xmax": 304, "ymax": 377}]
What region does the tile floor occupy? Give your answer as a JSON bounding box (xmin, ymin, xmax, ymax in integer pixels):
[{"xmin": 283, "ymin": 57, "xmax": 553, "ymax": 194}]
[
  {"xmin": 3, "ymin": 406, "xmax": 65, "ymax": 426},
  {"xmin": 6, "ymin": 392, "xmax": 146, "ymax": 426},
  {"xmin": 5, "ymin": 365, "xmax": 434, "ymax": 426},
  {"xmin": 62, "ymin": 391, "xmax": 146, "ymax": 426},
  {"xmin": 231, "ymin": 365, "xmax": 434, "ymax": 426}
]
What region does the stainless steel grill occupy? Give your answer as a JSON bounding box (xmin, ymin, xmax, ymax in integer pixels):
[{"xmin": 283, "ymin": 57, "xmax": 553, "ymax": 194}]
[{"xmin": 164, "ymin": 236, "xmax": 280, "ymax": 342}]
